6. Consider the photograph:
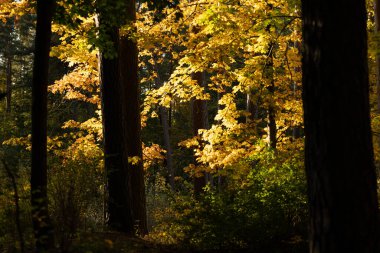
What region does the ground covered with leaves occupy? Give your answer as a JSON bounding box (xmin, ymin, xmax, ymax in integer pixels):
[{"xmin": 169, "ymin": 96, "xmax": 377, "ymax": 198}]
[{"xmin": 67, "ymin": 232, "xmax": 306, "ymax": 253}]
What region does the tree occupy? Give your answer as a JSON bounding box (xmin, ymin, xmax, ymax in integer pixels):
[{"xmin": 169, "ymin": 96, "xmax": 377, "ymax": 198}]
[
  {"xmin": 265, "ymin": 42, "xmax": 277, "ymax": 150},
  {"xmin": 30, "ymin": 0, "xmax": 55, "ymax": 251},
  {"xmin": 50, "ymin": 0, "xmax": 149, "ymax": 234},
  {"xmin": 119, "ymin": 0, "xmax": 148, "ymax": 234},
  {"xmin": 302, "ymin": 0, "xmax": 380, "ymax": 252},
  {"xmin": 151, "ymin": 55, "xmax": 175, "ymax": 190},
  {"xmin": 192, "ymin": 71, "xmax": 208, "ymax": 195},
  {"xmin": 97, "ymin": 1, "xmax": 133, "ymax": 232}
]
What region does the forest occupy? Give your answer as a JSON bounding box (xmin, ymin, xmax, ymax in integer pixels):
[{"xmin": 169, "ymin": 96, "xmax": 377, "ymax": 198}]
[{"xmin": 0, "ymin": 0, "xmax": 379, "ymax": 252}]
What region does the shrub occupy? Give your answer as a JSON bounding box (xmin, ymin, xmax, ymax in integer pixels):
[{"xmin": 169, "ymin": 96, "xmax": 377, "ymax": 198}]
[{"xmin": 149, "ymin": 149, "xmax": 308, "ymax": 252}]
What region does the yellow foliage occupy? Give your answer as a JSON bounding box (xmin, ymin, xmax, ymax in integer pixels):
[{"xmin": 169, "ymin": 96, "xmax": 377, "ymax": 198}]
[
  {"xmin": 139, "ymin": 0, "xmax": 302, "ymax": 176},
  {"xmin": 128, "ymin": 156, "xmax": 142, "ymax": 165},
  {"xmin": 0, "ymin": 0, "xmax": 31, "ymax": 21}
]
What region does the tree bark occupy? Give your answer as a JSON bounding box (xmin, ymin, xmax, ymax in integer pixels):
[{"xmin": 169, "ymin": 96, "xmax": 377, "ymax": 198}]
[
  {"xmin": 246, "ymin": 91, "xmax": 258, "ymax": 123},
  {"xmin": 302, "ymin": 0, "xmax": 380, "ymax": 252},
  {"xmin": 267, "ymin": 81, "xmax": 277, "ymax": 149},
  {"xmin": 153, "ymin": 56, "xmax": 175, "ymax": 190},
  {"xmin": 192, "ymin": 71, "xmax": 208, "ymax": 195},
  {"xmin": 119, "ymin": 0, "xmax": 147, "ymax": 235},
  {"xmin": 152, "ymin": 56, "xmax": 175, "ymax": 190},
  {"xmin": 216, "ymin": 91, "xmax": 226, "ymax": 191},
  {"xmin": 97, "ymin": 10, "xmax": 133, "ymax": 232},
  {"xmin": 265, "ymin": 45, "xmax": 277, "ymax": 149},
  {"xmin": 159, "ymin": 106, "xmax": 175, "ymax": 190},
  {"xmin": 31, "ymin": 0, "xmax": 55, "ymax": 251}
]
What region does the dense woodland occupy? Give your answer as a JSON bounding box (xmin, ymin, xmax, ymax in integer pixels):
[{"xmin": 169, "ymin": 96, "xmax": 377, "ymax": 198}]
[{"xmin": 0, "ymin": 0, "xmax": 379, "ymax": 252}]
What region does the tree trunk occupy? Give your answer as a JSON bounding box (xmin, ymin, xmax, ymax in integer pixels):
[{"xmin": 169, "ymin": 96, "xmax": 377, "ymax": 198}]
[
  {"xmin": 267, "ymin": 82, "xmax": 277, "ymax": 149},
  {"xmin": 217, "ymin": 91, "xmax": 226, "ymax": 191},
  {"xmin": 292, "ymin": 42, "xmax": 302, "ymax": 140},
  {"xmin": 268, "ymin": 84, "xmax": 277, "ymax": 149},
  {"xmin": 159, "ymin": 106, "xmax": 175, "ymax": 190},
  {"xmin": 192, "ymin": 71, "xmax": 208, "ymax": 195},
  {"xmin": 169, "ymin": 102, "xmax": 172, "ymax": 127},
  {"xmin": 302, "ymin": 0, "xmax": 380, "ymax": 252},
  {"xmin": 265, "ymin": 46, "xmax": 277, "ymax": 149},
  {"xmin": 119, "ymin": 0, "xmax": 147, "ymax": 235},
  {"xmin": 246, "ymin": 91, "xmax": 258, "ymax": 123},
  {"xmin": 97, "ymin": 11, "xmax": 133, "ymax": 232},
  {"xmin": 31, "ymin": 0, "xmax": 55, "ymax": 251},
  {"xmin": 152, "ymin": 56, "xmax": 175, "ymax": 190}
]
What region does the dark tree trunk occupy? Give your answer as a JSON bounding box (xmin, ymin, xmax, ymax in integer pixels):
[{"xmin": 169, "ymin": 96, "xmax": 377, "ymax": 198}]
[
  {"xmin": 192, "ymin": 71, "xmax": 208, "ymax": 195},
  {"xmin": 265, "ymin": 47, "xmax": 277, "ymax": 149},
  {"xmin": 267, "ymin": 82, "xmax": 276, "ymax": 149},
  {"xmin": 292, "ymin": 42, "xmax": 302, "ymax": 140},
  {"xmin": 98, "ymin": 11, "xmax": 133, "ymax": 232},
  {"xmin": 31, "ymin": 0, "xmax": 55, "ymax": 251},
  {"xmin": 217, "ymin": 91, "xmax": 226, "ymax": 191},
  {"xmin": 119, "ymin": 0, "xmax": 147, "ymax": 235},
  {"xmin": 169, "ymin": 102, "xmax": 172, "ymax": 127},
  {"xmin": 302, "ymin": 0, "xmax": 380, "ymax": 252},
  {"xmin": 159, "ymin": 106, "xmax": 175, "ymax": 190},
  {"xmin": 246, "ymin": 92, "xmax": 258, "ymax": 123},
  {"xmin": 152, "ymin": 57, "xmax": 175, "ymax": 190}
]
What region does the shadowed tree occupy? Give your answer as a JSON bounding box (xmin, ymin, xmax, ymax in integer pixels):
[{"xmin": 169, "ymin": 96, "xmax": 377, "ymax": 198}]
[
  {"xmin": 192, "ymin": 71, "xmax": 208, "ymax": 195},
  {"xmin": 302, "ymin": 0, "xmax": 380, "ymax": 252},
  {"xmin": 119, "ymin": 0, "xmax": 148, "ymax": 235},
  {"xmin": 30, "ymin": 0, "xmax": 55, "ymax": 251},
  {"xmin": 97, "ymin": 0, "xmax": 134, "ymax": 232}
]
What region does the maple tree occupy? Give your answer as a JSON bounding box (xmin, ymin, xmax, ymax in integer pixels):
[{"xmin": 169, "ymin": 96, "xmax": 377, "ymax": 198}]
[{"xmin": 140, "ymin": 0, "xmax": 302, "ymax": 183}]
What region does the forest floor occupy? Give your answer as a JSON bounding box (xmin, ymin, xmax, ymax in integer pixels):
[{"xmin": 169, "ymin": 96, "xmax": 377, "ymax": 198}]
[
  {"xmin": 66, "ymin": 232, "xmax": 282, "ymax": 253},
  {"xmin": 66, "ymin": 232, "xmax": 306, "ymax": 253},
  {"xmin": 67, "ymin": 232, "xmax": 194, "ymax": 253},
  {"xmin": 67, "ymin": 232, "xmax": 171, "ymax": 253}
]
